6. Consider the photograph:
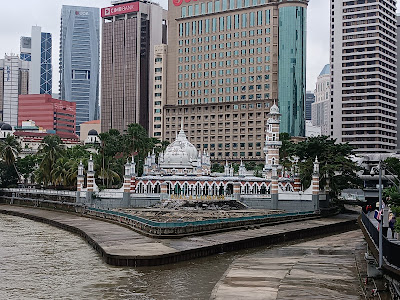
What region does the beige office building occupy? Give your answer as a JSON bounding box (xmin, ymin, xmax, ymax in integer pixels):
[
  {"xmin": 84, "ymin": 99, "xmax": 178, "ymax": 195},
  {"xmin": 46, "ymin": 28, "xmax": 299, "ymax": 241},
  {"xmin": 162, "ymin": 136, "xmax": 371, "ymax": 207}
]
[{"xmin": 164, "ymin": 0, "xmax": 308, "ymax": 161}]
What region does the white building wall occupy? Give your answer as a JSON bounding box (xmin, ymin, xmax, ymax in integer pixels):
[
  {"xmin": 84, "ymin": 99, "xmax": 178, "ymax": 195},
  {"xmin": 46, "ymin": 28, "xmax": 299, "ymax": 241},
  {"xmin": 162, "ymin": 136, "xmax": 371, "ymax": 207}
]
[
  {"xmin": 330, "ymin": 0, "xmax": 397, "ymax": 152},
  {"xmin": 29, "ymin": 26, "xmax": 41, "ymax": 95},
  {"xmin": 3, "ymin": 55, "xmax": 21, "ymax": 127}
]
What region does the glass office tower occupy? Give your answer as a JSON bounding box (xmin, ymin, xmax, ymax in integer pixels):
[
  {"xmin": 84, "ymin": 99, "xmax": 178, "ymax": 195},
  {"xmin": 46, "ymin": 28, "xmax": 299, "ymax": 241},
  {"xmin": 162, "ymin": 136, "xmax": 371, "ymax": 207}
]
[
  {"xmin": 60, "ymin": 6, "xmax": 100, "ymax": 135},
  {"xmin": 278, "ymin": 4, "xmax": 307, "ymax": 137}
]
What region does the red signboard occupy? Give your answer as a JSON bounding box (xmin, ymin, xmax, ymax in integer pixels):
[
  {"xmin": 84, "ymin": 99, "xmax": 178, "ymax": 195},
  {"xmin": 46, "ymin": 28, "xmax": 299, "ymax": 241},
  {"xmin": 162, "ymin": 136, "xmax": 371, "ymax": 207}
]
[{"xmin": 101, "ymin": 2, "xmax": 139, "ymax": 18}]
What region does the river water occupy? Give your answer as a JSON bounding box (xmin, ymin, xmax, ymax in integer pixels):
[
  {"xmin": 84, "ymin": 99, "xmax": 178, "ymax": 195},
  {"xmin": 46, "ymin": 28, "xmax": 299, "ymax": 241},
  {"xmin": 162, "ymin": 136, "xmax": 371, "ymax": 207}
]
[{"xmin": 0, "ymin": 214, "xmax": 236, "ymax": 300}]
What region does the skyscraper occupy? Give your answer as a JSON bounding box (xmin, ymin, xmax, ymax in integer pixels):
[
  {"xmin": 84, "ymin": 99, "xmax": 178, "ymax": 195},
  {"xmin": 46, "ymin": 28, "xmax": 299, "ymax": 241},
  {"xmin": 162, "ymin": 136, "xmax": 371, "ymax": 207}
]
[
  {"xmin": 331, "ymin": 0, "xmax": 397, "ymax": 153},
  {"xmin": 20, "ymin": 26, "xmax": 52, "ymax": 95},
  {"xmin": 100, "ymin": 0, "xmax": 167, "ymax": 134},
  {"xmin": 0, "ymin": 55, "xmax": 30, "ymax": 126},
  {"xmin": 278, "ymin": 2, "xmax": 307, "ymax": 136},
  {"xmin": 312, "ymin": 64, "xmax": 330, "ymax": 136},
  {"xmin": 164, "ymin": 0, "xmax": 308, "ymax": 162},
  {"xmin": 305, "ymin": 91, "xmax": 315, "ymax": 121},
  {"xmin": 60, "ymin": 6, "xmax": 100, "ymax": 136}
]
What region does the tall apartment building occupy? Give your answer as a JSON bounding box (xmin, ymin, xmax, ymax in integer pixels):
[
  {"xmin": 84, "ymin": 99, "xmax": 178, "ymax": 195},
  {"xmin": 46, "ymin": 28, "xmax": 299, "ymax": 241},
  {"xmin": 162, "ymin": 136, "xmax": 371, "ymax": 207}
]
[
  {"xmin": 151, "ymin": 44, "xmax": 168, "ymax": 140},
  {"xmin": 330, "ymin": 0, "xmax": 397, "ymax": 153},
  {"xmin": 312, "ymin": 64, "xmax": 330, "ymax": 136},
  {"xmin": 60, "ymin": 6, "xmax": 100, "ymax": 136},
  {"xmin": 397, "ymin": 15, "xmax": 400, "ymax": 150},
  {"xmin": 20, "ymin": 26, "xmax": 52, "ymax": 95},
  {"xmin": 100, "ymin": 0, "xmax": 167, "ymax": 134},
  {"xmin": 164, "ymin": 0, "xmax": 308, "ymax": 162},
  {"xmin": 0, "ymin": 55, "xmax": 30, "ymax": 126}
]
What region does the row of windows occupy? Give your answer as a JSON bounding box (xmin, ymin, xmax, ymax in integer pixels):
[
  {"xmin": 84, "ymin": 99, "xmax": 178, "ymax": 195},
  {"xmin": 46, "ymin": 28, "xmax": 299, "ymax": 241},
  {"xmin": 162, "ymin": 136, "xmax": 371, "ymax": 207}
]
[
  {"xmin": 178, "ymin": 47, "xmax": 271, "ymax": 61},
  {"xmin": 176, "ymin": 94, "xmax": 270, "ymax": 104},
  {"xmin": 178, "ymin": 57, "xmax": 271, "ymax": 71},
  {"xmin": 177, "ymin": 66, "xmax": 270, "ymax": 81},
  {"xmin": 179, "ymin": 75, "xmax": 269, "ymax": 87},
  {"xmin": 178, "ymin": 85, "xmax": 270, "ymax": 96},
  {"xmin": 179, "ymin": 11, "xmax": 271, "ymax": 36},
  {"xmin": 181, "ymin": 0, "xmax": 271, "ymax": 18},
  {"xmin": 178, "ymin": 29, "xmax": 271, "ymax": 47}
]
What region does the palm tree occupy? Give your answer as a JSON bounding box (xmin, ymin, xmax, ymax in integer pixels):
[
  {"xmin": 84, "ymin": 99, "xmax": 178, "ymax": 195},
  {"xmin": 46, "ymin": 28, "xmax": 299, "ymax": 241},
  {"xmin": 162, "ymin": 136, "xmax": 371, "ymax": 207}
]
[
  {"xmin": 0, "ymin": 135, "xmax": 22, "ymax": 180},
  {"xmin": 37, "ymin": 135, "xmax": 64, "ymax": 185}
]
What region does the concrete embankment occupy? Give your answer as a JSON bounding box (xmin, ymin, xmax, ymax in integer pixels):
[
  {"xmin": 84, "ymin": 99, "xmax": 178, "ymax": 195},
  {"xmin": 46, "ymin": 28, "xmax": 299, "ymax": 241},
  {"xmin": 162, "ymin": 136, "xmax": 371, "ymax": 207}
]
[
  {"xmin": 210, "ymin": 230, "xmax": 367, "ymax": 300},
  {"xmin": 0, "ymin": 205, "xmax": 358, "ymax": 267}
]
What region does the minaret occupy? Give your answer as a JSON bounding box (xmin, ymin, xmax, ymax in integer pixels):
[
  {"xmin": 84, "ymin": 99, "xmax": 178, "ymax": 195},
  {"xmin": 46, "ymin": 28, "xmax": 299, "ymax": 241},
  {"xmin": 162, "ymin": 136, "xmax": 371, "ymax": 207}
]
[
  {"xmin": 130, "ymin": 156, "xmax": 136, "ymax": 193},
  {"xmin": 123, "ymin": 158, "xmax": 131, "ymax": 207},
  {"xmin": 86, "ymin": 155, "xmax": 95, "ymax": 205},
  {"xmin": 263, "ymin": 102, "xmax": 282, "ymax": 177},
  {"xmin": 312, "ymin": 157, "xmax": 320, "ymax": 211},
  {"xmin": 76, "ymin": 160, "xmax": 84, "ymax": 203}
]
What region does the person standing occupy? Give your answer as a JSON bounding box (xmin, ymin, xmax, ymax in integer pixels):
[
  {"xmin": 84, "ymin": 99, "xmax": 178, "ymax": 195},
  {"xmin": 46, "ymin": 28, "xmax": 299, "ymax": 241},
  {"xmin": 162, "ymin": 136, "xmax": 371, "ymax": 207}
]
[{"xmin": 389, "ymin": 213, "xmax": 396, "ymax": 239}]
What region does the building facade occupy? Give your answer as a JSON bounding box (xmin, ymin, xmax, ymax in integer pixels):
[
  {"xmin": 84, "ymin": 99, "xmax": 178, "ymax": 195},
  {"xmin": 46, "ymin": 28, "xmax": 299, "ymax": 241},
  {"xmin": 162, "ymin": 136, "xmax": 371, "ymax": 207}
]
[
  {"xmin": 100, "ymin": 1, "xmax": 167, "ymax": 134},
  {"xmin": 60, "ymin": 6, "xmax": 100, "ymax": 135},
  {"xmin": 330, "ymin": 0, "xmax": 397, "ymax": 152},
  {"xmin": 0, "ymin": 55, "xmax": 30, "ymax": 126},
  {"xmin": 164, "ymin": 0, "xmax": 308, "ymax": 161},
  {"xmin": 18, "ymin": 94, "xmax": 76, "ymax": 136},
  {"xmin": 305, "ymin": 91, "xmax": 314, "ymax": 121},
  {"xmin": 150, "ymin": 44, "xmax": 168, "ymax": 140},
  {"xmin": 278, "ymin": 2, "xmax": 307, "ymax": 136},
  {"xmin": 397, "ymin": 16, "xmax": 400, "ymax": 150},
  {"xmin": 20, "ymin": 26, "xmax": 52, "ymax": 95},
  {"xmin": 312, "ymin": 64, "xmax": 330, "ymax": 136}
]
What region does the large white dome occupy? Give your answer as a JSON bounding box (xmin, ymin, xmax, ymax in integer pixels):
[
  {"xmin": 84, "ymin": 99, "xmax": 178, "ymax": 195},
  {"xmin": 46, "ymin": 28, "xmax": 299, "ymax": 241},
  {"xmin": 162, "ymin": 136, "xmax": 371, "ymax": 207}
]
[{"xmin": 162, "ymin": 128, "xmax": 198, "ymax": 166}]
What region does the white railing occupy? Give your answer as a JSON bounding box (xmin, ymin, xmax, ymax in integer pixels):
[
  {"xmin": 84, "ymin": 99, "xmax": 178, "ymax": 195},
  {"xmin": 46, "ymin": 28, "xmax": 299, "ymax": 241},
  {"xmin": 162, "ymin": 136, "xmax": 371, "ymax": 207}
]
[{"xmin": 2, "ymin": 188, "xmax": 76, "ymax": 197}]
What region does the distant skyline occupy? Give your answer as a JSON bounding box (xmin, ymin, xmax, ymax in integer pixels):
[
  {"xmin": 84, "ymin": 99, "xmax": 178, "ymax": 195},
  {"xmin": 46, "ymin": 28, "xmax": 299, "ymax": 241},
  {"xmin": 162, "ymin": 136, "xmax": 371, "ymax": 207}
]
[{"xmin": 0, "ymin": 0, "xmax": 399, "ymax": 94}]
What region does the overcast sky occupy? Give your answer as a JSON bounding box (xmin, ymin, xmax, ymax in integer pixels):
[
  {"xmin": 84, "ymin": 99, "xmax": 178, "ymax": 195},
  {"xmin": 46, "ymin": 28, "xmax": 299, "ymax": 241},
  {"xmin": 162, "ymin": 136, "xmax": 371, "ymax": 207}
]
[{"xmin": 0, "ymin": 0, "xmax": 399, "ymax": 94}]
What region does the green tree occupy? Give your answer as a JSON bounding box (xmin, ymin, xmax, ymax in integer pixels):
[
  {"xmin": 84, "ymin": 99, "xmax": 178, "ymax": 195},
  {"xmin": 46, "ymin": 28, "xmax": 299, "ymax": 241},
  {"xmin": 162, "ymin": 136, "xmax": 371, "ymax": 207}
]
[
  {"xmin": 37, "ymin": 135, "xmax": 64, "ymax": 185},
  {"xmin": 280, "ymin": 135, "xmax": 361, "ymax": 198},
  {"xmin": 0, "ymin": 161, "xmax": 18, "ymax": 187},
  {"xmin": 0, "ymin": 135, "xmax": 22, "ymax": 181},
  {"xmin": 211, "ymin": 163, "xmax": 225, "ymax": 173},
  {"xmin": 16, "ymin": 155, "xmax": 39, "ymax": 184}
]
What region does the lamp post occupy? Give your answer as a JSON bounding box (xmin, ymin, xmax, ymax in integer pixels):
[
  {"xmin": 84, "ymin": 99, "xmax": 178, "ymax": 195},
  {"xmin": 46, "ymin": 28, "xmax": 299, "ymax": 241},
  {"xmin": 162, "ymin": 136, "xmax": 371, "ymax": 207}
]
[
  {"xmin": 378, "ymin": 160, "xmax": 383, "ymax": 269},
  {"xmin": 370, "ymin": 160, "xmax": 383, "ymax": 269}
]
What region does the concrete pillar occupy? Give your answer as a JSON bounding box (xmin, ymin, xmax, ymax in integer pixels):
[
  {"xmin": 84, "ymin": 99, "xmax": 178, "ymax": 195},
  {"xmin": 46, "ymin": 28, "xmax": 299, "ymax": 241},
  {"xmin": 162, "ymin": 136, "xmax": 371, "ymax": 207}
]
[
  {"xmin": 86, "ymin": 155, "xmax": 95, "ymax": 205},
  {"xmin": 271, "ymin": 165, "xmax": 278, "ymax": 209},
  {"xmin": 76, "ymin": 160, "xmax": 84, "ymax": 204},
  {"xmin": 312, "ymin": 157, "xmax": 320, "ymax": 211},
  {"xmin": 233, "ymin": 182, "xmax": 241, "ymax": 200},
  {"xmin": 294, "ymin": 174, "xmax": 301, "ymax": 192},
  {"xmin": 123, "ymin": 160, "xmax": 131, "ymax": 207}
]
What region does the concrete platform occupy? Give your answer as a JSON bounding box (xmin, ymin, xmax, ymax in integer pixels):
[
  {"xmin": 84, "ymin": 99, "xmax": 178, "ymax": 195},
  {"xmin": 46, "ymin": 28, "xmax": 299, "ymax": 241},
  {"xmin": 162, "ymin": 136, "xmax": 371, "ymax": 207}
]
[
  {"xmin": 0, "ymin": 205, "xmax": 358, "ymax": 266},
  {"xmin": 211, "ymin": 231, "xmax": 365, "ymax": 300}
]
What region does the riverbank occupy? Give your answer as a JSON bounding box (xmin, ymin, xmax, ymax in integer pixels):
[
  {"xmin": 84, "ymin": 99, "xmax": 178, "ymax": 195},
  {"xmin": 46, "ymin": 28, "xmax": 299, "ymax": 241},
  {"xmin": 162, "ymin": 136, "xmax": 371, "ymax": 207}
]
[
  {"xmin": 0, "ymin": 205, "xmax": 358, "ymax": 266},
  {"xmin": 211, "ymin": 230, "xmax": 367, "ymax": 300}
]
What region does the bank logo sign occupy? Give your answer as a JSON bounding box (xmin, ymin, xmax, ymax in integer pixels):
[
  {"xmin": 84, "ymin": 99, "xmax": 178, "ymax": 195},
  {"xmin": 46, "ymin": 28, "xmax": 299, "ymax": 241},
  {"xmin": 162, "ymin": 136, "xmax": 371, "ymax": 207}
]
[{"xmin": 101, "ymin": 2, "xmax": 139, "ymax": 18}]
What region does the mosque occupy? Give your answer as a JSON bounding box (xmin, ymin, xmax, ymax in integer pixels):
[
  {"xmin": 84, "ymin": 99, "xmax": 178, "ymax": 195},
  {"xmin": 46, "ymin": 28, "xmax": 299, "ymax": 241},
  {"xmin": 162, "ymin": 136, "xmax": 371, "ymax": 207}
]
[
  {"xmin": 115, "ymin": 103, "xmax": 319, "ymax": 204},
  {"xmin": 75, "ymin": 103, "xmax": 322, "ymax": 211}
]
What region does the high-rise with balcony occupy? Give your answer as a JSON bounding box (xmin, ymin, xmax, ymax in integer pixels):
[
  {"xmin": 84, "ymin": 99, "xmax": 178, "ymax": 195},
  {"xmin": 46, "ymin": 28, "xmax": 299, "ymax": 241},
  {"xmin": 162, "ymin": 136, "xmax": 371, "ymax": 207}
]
[
  {"xmin": 330, "ymin": 0, "xmax": 397, "ymax": 152},
  {"xmin": 164, "ymin": 0, "xmax": 308, "ymax": 162},
  {"xmin": 60, "ymin": 6, "xmax": 100, "ymax": 135},
  {"xmin": 100, "ymin": 0, "xmax": 167, "ymax": 134}
]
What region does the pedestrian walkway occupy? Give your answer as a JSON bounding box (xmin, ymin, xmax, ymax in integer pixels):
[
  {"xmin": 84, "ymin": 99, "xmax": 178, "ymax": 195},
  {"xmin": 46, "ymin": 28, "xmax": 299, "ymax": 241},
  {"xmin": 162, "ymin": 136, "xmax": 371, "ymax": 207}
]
[
  {"xmin": 211, "ymin": 231, "xmax": 365, "ymax": 300},
  {"xmin": 366, "ymin": 212, "xmax": 399, "ymax": 245},
  {"xmin": 0, "ymin": 205, "xmax": 357, "ymax": 266}
]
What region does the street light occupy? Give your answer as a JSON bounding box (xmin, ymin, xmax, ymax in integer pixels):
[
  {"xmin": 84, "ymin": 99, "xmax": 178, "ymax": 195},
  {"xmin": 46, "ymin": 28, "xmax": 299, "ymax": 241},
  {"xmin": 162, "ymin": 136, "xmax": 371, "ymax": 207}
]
[
  {"xmin": 369, "ymin": 160, "xmax": 399, "ymax": 269},
  {"xmin": 370, "ymin": 160, "xmax": 383, "ymax": 269}
]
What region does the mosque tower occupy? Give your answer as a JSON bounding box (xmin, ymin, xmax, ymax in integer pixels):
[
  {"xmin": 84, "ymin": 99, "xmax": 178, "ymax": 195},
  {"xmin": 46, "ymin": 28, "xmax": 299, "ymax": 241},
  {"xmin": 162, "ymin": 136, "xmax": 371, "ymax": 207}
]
[{"xmin": 263, "ymin": 102, "xmax": 282, "ymax": 178}]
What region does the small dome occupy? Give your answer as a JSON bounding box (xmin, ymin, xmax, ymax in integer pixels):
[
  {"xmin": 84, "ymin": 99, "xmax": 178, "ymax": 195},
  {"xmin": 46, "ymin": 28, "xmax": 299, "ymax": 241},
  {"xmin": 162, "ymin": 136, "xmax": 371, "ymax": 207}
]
[
  {"xmin": 269, "ymin": 102, "xmax": 280, "ymax": 114},
  {"xmin": 1, "ymin": 123, "xmax": 12, "ymax": 131},
  {"xmin": 162, "ymin": 128, "xmax": 198, "ymax": 166},
  {"xmin": 88, "ymin": 129, "xmax": 98, "ymax": 136}
]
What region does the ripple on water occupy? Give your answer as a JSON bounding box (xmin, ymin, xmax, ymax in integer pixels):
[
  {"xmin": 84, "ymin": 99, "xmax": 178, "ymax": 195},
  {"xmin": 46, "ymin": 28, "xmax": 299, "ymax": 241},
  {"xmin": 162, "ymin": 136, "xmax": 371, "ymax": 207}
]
[{"xmin": 0, "ymin": 214, "xmax": 234, "ymax": 300}]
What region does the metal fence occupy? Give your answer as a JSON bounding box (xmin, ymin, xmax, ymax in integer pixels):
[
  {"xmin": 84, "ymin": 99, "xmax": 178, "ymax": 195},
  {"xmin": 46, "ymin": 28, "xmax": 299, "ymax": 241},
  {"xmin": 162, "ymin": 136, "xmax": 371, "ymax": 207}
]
[
  {"xmin": 87, "ymin": 207, "xmax": 315, "ymax": 228},
  {"xmin": 361, "ymin": 212, "xmax": 400, "ymax": 269}
]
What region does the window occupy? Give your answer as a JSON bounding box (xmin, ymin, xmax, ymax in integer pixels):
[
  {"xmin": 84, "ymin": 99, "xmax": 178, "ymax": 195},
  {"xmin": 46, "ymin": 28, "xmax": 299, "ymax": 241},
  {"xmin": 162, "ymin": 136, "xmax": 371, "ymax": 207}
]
[{"xmin": 155, "ymin": 58, "xmax": 162, "ymax": 63}]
